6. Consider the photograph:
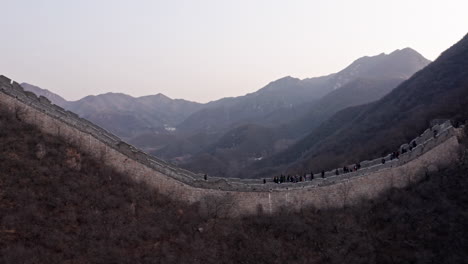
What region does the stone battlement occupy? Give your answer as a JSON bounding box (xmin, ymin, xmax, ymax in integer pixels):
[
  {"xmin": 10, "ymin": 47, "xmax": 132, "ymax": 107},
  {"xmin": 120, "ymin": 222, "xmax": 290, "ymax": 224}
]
[{"xmin": 0, "ymin": 75, "xmax": 462, "ymax": 215}]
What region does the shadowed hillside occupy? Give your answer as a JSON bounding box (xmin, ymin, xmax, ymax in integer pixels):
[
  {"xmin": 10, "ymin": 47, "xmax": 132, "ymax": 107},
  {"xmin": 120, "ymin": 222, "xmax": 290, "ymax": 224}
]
[
  {"xmin": 251, "ymin": 33, "xmax": 468, "ymax": 177},
  {"xmin": 1, "ymin": 104, "xmax": 468, "ymax": 263},
  {"xmin": 178, "ymin": 77, "xmax": 406, "ymax": 177},
  {"xmin": 285, "ymin": 77, "xmax": 405, "ymax": 138}
]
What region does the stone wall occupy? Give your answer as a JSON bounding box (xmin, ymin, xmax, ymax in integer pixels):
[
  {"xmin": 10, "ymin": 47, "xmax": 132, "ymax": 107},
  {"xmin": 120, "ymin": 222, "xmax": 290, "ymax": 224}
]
[{"xmin": 0, "ymin": 75, "xmax": 462, "ymax": 215}]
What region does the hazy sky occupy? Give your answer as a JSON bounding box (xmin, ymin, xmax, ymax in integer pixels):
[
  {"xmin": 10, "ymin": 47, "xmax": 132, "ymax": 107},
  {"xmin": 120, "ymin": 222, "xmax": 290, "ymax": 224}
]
[{"xmin": 1, "ymin": 0, "xmax": 467, "ymax": 103}]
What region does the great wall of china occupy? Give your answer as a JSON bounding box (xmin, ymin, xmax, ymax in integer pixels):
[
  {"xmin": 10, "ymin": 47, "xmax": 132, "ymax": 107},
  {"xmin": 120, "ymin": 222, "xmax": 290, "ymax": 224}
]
[{"xmin": 0, "ymin": 75, "xmax": 463, "ymax": 215}]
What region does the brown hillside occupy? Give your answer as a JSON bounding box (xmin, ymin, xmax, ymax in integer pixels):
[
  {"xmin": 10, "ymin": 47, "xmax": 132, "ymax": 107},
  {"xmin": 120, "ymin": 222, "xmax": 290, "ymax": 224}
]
[{"xmin": 1, "ymin": 102, "xmax": 468, "ymax": 263}]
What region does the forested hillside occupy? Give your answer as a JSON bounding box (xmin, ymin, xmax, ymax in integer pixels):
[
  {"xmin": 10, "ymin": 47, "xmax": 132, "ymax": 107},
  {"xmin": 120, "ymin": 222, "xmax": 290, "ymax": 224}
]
[{"xmin": 1, "ymin": 105, "xmax": 467, "ymax": 263}]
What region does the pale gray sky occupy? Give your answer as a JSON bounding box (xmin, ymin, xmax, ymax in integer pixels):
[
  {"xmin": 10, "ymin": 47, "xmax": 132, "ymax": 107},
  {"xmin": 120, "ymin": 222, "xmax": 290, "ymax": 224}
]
[{"xmin": 1, "ymin": 0, "xmax": 467, "ymax": 103}]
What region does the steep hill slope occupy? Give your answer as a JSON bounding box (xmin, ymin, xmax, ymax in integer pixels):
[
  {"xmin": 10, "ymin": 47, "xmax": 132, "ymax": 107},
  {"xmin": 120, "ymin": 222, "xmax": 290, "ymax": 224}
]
[
  {"xmin": 252, "ymin": 33, "xmax": 468, "ymax": 176},
  {"xmin": 176, "ymin": 78, "xmax": 405, "ymax": 177},
  {"xmin": 1, "ymin": 104, "xmax": 467, "ymax": 263},
  {"xmin": 285, "ymin": 77, "xmax": 406, "ymax": 138}
]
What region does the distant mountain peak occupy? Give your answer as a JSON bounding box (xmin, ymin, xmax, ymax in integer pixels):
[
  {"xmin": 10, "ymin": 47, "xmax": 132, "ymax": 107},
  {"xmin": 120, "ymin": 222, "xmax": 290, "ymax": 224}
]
[
  {"xmin": 99, "ymin": 92, "xmax": 133, "ymax": 97},
  {"xmin": 137, "ymin": 93, "xmax": 174, "ymax": 105},
  {"xmin": 259, "ymin": 76, "xmax": 301, "ymax": 93},
  {"xmin": 389, "ymin": 47, "xmax": 424, "ymax": 58},
  {"xmin": 270, "ymin": 75, "xmax": 300, "ymax": 84},
  {"xmin": 153, "ymin": 93, "xmax": 171, "ymax": 100},
  {"xmin": 279, "ymin": 75, "xmax": 295, "ymax": 80},
  {"xmin": 330, "ymin": 48, "xmax": 431, "ymax": 90}
]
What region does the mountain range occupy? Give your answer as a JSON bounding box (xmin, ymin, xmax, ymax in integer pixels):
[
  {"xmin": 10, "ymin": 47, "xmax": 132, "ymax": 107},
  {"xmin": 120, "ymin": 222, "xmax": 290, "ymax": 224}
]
[
  {"xmin": 247, "ymin": 33, "xmax": 468, "ymax": 178},
  {"xmin": 19, "ymin": 86, "xmax": 204, "ymax": 139},
  {"xmin": 178, "ymin": 47, "xmax": 430, "ymax": 134},
  {"xmin": 21, "ymin": 47, "xmax": 433, "ymax": 177}
]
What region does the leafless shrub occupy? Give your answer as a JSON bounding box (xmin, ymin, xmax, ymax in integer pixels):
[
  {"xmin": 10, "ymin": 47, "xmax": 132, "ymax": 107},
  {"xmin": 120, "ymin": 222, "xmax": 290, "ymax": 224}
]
[
  {"xmin": 338, "ymin": 180, "xmax": 352, "ymax": 208},
  {"xmin": 13, "ymin": 104, "xmax": 27, "ymax": 121},
  {"xmin": 200, "ymin": 193, "xmax": 237, "ymax": 219}
]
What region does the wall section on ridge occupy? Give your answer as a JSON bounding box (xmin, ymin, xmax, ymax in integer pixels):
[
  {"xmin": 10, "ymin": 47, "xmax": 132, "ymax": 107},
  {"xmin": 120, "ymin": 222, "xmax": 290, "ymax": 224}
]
[{"xmin": 0, "ymin": 76, "xmax": 462, "ymax": 215}]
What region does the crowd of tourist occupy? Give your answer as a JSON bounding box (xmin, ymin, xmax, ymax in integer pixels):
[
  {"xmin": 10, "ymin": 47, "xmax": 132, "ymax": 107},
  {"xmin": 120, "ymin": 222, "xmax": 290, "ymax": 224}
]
[
  {"xmin": 203, "ymin": 127, "xmax": 442, "ymax": 185},
  {"xmin": 266, "ymin": 127, "xmax": 442, "ymax": 184},
  {"xmin": 269, "ymin": 163, "xmax": 363, "ymax": 184}
]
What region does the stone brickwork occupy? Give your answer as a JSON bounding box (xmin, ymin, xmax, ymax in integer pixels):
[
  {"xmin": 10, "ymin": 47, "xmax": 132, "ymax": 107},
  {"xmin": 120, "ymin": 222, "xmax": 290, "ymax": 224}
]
[{"xmin": 0, "ymin": 75, "xmax": 462, "ymax": 215}]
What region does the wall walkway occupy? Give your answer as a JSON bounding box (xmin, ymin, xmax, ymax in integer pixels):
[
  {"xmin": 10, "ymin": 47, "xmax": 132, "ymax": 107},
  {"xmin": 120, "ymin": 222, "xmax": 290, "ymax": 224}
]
[{"xmin": 0, "ymin": 75, "xmax": 461, "ymax": 215}]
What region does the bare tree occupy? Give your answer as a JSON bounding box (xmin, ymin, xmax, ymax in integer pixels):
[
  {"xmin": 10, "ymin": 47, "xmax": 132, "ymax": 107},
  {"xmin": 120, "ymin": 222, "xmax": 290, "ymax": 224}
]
[
  {"xmin": 200, "ymin": 193, "xmax": 237, "ymax": 219},
  {"xmin": 457, "ymin": 123, "xmax": 468, "ymax": 165},
  {"xmin": 338, "ymin": 180, "xmax": 352, "ymax": 208},
  {"xmin": 13, "ymin": 104, "xmax": 26, "ymax": 121}
]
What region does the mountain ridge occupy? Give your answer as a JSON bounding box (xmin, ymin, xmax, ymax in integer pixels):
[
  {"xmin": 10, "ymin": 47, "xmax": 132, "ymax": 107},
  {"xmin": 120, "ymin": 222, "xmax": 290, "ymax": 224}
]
[
  {"xmin": 248, "ymin": 33, "xmax": 468, "ymax": 177},
  {"xmin": 178, "ymin": 48, "xmax": 430, "ymax": 134}
]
